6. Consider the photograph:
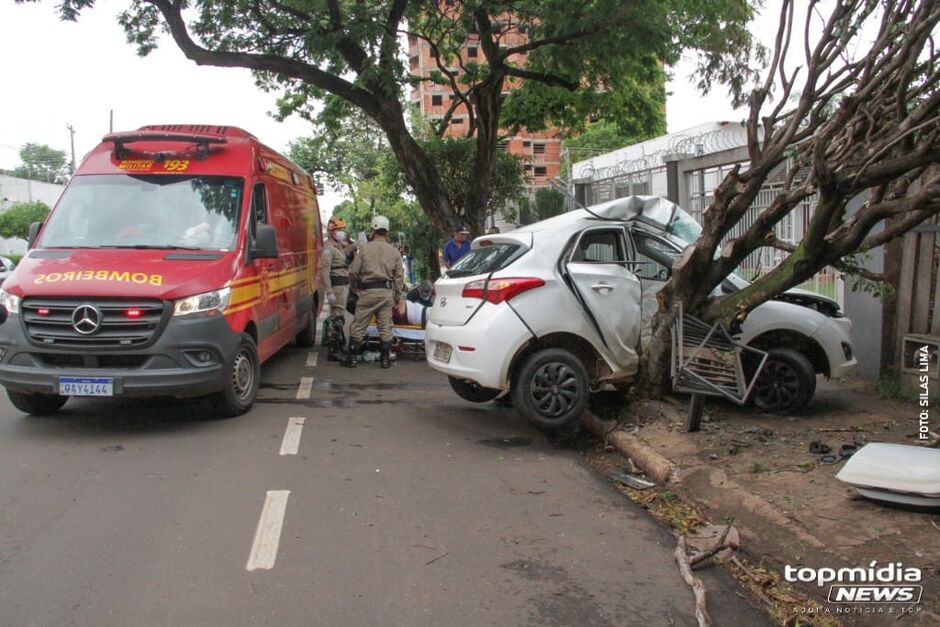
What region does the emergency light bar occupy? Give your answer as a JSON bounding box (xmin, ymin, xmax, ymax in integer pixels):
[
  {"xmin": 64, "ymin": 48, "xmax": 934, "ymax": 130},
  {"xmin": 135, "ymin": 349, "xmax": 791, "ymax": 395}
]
[{"xmin": 103, "ymin": 131, "xmax": 228, "ymax": 160}]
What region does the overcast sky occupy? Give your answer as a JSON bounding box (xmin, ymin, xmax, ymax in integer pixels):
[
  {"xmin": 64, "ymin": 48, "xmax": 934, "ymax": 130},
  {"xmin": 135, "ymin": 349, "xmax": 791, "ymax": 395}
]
[{"xmin": 0, "ymin": 0, "xmax": 786, "ymax": 215}]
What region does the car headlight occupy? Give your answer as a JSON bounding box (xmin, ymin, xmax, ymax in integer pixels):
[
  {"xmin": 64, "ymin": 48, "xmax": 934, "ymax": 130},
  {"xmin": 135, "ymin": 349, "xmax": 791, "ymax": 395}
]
[
  {"xmin": 173, "ymin": 287, "xmax": 231, "ymax": 316},
  {"xmin": 0, "ymin": 289, "xmax": 20, "ymax": 314}
]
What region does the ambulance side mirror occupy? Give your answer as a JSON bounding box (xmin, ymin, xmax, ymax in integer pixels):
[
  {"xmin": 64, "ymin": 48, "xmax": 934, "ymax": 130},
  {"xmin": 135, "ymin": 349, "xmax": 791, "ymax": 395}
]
[
  {"xmin": 251, "ymin": 224, "xmax": 279, "ymax": 259},
  {"xmin": 27, "ymin": 221, "xmax": 42, "ymax": 249}
]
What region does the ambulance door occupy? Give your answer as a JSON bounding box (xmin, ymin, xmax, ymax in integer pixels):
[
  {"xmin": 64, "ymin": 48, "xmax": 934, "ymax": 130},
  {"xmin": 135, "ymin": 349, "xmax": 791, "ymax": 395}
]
[
  {"xmin": 249, "ymin": 182, "xmax": 281, "ymax": 355},
  {"xmin": 269, "ymin": 183, "xmax": 295, "ymax": 338}
]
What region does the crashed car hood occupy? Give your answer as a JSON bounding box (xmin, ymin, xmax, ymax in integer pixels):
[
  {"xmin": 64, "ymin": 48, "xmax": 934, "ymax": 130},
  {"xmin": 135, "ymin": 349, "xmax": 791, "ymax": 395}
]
[{"xmin": 836, "ymin": 443, "xmax": 940, "ymax": 497}]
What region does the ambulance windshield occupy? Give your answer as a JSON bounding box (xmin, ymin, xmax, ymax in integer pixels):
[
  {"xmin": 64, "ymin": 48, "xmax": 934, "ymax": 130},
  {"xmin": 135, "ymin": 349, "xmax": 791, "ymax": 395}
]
[{"xmin": 41, "ymin": 174, "xmax": 244, "ymax": 251}]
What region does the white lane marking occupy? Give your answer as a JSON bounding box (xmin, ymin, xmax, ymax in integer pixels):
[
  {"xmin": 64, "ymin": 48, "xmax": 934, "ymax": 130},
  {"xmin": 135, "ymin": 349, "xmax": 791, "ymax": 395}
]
[
  {"xmin": 246, "ymin": 490, "xmax": 290, "ymax": 571},
  {"xmin": 279, "ymin": 417, "xmax": 306, "ymax": 456},
  {"xmin": 296, "ymin": 377, "xmax": 314, "ymax": 400},
  {"xmin": 306, "ymin": 352, "xmax": 318, "ymax": 368}
]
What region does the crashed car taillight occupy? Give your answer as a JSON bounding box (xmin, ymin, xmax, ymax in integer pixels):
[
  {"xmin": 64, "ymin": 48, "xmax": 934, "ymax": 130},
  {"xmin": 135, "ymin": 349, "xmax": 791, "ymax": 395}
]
[{"xmin": 462, "ymin": 277, "xmax": 545, "ymax": 304}]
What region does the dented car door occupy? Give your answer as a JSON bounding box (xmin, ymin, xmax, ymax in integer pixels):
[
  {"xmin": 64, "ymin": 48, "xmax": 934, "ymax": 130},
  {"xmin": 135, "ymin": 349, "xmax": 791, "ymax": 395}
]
[{"xmin": 564, "ymin": 226, "xmax": 642, "ymax": 369}]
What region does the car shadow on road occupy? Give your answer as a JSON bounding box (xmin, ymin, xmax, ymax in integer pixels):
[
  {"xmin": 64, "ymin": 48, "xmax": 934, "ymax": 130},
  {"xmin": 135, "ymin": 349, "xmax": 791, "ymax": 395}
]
[{"xmin": 6, "ymin": 396, "xmax": 233, "ymax": 440}]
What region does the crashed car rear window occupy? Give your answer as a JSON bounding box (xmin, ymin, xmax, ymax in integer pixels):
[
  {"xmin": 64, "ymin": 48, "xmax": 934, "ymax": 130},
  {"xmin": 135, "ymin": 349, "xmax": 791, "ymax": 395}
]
[{"xmin": 448, "ymin": 243, "xmax": 521, "ymax": 277}]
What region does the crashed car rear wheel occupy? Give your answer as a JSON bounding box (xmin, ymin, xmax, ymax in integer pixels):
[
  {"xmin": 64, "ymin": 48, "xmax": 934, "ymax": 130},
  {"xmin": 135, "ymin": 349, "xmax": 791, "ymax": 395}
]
[
  {"xmin": 513, "ymin": 348, "xmax": 588, "ymax": 431},
  {"xmin": 752, "ymin": 348, "xmax": 816, "ymax": 415},
  {"xmin": 448, "ymin": 377, "xmax": 501, "ymax": 403}
]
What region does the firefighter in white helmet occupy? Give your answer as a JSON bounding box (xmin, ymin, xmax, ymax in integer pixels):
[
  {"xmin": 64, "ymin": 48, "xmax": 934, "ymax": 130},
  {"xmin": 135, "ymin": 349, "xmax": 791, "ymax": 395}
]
[{"xmin": 344, "ymin": 215, "xmax": 405, "ymax": 368}]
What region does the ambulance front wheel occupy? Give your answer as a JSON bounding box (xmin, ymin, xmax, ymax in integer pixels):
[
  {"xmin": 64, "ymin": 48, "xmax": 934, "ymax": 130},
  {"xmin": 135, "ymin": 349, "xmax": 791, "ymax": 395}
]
[
  {"xmin": 7, "ymin": 390, "xmax": 68, "ymax": 415},
  {"xmin": 212, "ymin": 333, "xmax": 260, "ymax": 417}
]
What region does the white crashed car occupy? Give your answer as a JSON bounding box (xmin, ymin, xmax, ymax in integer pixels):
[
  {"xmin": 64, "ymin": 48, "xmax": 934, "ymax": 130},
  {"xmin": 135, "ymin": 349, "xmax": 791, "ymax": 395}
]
[{"xmin": 426, "ymin": 196, "xmax": 856, "ymax": 430}]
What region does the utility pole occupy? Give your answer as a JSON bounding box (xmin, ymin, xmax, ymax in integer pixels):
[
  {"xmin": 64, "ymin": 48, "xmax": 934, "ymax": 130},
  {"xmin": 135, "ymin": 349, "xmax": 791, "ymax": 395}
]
[
  {"xmin": 66, "ymin": 123, "xmax": 76, "ymax": 173},
  {"xmin": 109, "ymin": 109, "xmax": 114, "ymax": 133}
]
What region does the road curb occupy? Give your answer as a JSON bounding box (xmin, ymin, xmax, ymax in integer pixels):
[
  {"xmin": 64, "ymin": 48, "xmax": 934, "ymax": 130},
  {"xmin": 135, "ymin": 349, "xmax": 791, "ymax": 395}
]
[
  {"xmin": 582, "ymin": 406, "xmax": 826, "ymax": 547},
  {"xmin": 582, "ymin": 409, "xmax": 679, "ymax": 485}
]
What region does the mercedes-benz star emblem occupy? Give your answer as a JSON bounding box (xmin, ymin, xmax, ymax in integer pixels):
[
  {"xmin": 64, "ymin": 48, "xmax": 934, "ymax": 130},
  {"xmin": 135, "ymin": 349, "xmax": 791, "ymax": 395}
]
[{"xmin": 71, "ymin": 304, "xmax": 102, "ymax": 335}]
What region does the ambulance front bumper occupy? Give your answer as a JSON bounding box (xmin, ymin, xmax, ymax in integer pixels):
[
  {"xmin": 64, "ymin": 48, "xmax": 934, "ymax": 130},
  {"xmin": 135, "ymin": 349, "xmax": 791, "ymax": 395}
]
[{"xmin": 0, "ymin": 312, "xmax": 241, "ymax": 398}]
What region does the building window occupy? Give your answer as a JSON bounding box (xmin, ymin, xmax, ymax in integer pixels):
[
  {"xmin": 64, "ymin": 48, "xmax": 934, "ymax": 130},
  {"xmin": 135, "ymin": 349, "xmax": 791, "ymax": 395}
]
[
  {"xmin": 468, "ymin": 46, "xmax": 478, "ymax": 58},
  {"xmin": 523, "ymin": 140, "xmax": 531, "ymax": 148},
  {"xmin": 534, "ymin": 166, "xmax": 547, "ymax": 177},
  {"xmin": 533, "ymin": 143, "xmax": 545, "ymax": 155},
  {"xmin": 431, "ymin": 95, "xmax": 443, "ymax": 106},
  {"xmin": 452, "ymin": 117, "xmax": 463, "ymax": 124}
]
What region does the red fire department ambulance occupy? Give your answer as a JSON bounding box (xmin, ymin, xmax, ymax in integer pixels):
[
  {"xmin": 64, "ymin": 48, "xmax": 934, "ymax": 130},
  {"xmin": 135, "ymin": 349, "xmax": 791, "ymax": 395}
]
[{"xmin": 0, "ymin": 125, "xmax": 322, "ymax": 416}]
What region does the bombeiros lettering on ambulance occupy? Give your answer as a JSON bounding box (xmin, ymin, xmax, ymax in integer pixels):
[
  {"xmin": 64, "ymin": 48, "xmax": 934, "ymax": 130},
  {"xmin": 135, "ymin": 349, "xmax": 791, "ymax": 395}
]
[
  {"xmin": 33, "ymin": 270, "xmax": 164, "ymax": 285},
  {"xmin": 0, "ymin": 125, "xmax": 323, "ymax": 417}
]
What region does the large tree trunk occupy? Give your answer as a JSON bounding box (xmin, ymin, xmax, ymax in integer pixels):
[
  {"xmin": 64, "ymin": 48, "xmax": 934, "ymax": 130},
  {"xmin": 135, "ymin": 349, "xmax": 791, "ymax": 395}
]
[
  {"xmin": 464, "ymin": 79, "xmax": 504, "ymax": 238},
  {"xmin": 373, "ymin": 102, "xmax": 460, "ymax": 234}
]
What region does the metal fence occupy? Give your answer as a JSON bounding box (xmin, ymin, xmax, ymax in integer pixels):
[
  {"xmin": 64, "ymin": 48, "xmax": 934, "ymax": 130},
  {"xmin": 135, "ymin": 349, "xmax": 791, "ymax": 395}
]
[{"xmin": 688, "ymin": 169, "xmax": 844, "ymax": 306}]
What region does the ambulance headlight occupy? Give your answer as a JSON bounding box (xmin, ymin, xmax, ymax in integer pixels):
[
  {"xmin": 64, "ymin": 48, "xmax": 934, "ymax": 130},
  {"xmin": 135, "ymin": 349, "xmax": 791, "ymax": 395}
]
[
  {"xmin": 0, "ymin": 289, "xmax": 20, "ymax": 315},
  {"xmin": 173, "ymin": 287, "xmax": 231, "ymax": 316}
]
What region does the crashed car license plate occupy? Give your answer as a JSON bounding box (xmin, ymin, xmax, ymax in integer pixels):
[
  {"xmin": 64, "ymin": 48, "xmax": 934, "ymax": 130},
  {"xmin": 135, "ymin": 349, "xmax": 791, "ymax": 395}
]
[
  {"xmin": 59, "ymin": 377, "xmax": 113, "ymax": 396},
  {"xmin": 433, "ymin": 342, "xmax": 452, "ymax": 363}
]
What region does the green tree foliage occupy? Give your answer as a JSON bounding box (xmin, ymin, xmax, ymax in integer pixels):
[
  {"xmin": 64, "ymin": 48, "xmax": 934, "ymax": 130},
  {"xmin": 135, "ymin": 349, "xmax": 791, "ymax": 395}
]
[
  {"xmin": 417, "ymin": 136, "xmax": 527, "ymax": 224},
  {"xmin": 291, "ymin": 105, "xmax": 526, "ymax": 279},
  {"xmin": 0, "ymin": 201, "xmax": 50, "ymax": 239},
  {"xmin": 29, "ymin": 0, "xmax": 758, "ymax": 236},
  {"xmin": 9, "ymin": 144, "xmax": 69, "ymax": 184},
  {"xmin": 518, "ymin": 187, "xmax": 566, "ymax": 225}
]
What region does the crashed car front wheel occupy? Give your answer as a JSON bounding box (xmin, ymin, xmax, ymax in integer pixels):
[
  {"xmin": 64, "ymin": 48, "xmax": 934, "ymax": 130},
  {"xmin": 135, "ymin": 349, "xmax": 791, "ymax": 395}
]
[
  {"xmin": 513, "ymin": 348, "xmax": 588, "ymax": 431},
  {"xmin": 752, "ymin": 348, "xmax": 816, "ymax": 415}
]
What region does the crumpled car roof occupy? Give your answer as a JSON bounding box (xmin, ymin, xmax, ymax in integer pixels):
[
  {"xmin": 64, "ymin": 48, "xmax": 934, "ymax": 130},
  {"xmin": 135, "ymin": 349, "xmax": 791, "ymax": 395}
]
[{"xmin": 513, "ymin": 195, "xmax": 684, "ymax": 234}]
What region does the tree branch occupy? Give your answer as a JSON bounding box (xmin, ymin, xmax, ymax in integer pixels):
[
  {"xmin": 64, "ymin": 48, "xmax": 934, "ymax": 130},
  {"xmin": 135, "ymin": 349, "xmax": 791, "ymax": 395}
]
[{"xmin": 147, "ymin": 0, "xmax": 379, "ymax": 114}]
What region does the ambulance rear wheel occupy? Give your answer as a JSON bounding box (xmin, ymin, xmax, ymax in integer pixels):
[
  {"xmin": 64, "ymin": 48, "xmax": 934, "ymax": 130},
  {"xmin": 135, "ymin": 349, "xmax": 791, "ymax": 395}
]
[
  {"xmin": 7, "ymin": 390, "xmax": 68, "ymax": 415},
  {"xmin": 212, "ymin": 333, "xmax": 260, "ymax": 417}
]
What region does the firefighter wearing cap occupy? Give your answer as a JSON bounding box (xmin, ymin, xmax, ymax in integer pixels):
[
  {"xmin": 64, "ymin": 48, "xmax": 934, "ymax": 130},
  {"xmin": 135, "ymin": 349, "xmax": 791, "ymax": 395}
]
[
  {"xmin": 320, "ymin": 216, "xmax": 353, "ymax": 361},
  {"xmin": 343, "ymin": 215, "xmax": 405, "ymax": 369}
]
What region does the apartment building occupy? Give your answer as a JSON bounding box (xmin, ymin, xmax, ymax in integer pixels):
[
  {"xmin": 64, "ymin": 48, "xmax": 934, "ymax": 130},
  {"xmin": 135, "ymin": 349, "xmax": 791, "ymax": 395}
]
[{"xmin": 407, "ymin": 29, "xmax": 563, "ymax": 194}]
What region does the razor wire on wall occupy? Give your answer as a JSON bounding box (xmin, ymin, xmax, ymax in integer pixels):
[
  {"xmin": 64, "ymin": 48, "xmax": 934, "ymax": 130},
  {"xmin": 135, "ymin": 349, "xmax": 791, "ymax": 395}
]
[{"xmin": 575, "ymin": 124, "xmax": 844, "ymax": 306}]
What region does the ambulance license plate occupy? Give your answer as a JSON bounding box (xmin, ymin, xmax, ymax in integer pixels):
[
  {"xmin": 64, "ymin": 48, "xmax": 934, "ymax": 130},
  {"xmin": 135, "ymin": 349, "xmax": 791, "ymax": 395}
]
[
  {"xmin": 433, "ymin": 342, "xmax": 452, "ymax": 363},
  {"xmin": 59, "ymin": 377, "xmax": 113, "ymax": 397}
]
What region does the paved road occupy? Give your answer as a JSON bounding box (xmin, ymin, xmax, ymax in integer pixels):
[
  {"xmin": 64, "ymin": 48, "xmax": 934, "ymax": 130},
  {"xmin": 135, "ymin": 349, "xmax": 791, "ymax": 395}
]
[{"xmin": 0, "ymin": 344, "xmax": 769, "ymax": 627}]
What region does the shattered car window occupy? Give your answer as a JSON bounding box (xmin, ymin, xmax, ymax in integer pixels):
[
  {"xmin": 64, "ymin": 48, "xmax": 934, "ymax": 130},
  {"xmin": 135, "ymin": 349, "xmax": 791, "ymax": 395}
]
[{"xmin": 667, "ymin": 207, "xmax": 703, "ymax": 245}]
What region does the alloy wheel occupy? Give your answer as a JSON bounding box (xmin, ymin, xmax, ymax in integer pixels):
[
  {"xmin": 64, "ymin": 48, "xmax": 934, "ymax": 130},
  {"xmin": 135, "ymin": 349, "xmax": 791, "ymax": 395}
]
[
  {"xmin": 754, "ymin": 359, "xmax": 800, "ymax": 410},
  {"xmin": 529, "ymin": 361, "xmax": 580, "ymax": 417}
]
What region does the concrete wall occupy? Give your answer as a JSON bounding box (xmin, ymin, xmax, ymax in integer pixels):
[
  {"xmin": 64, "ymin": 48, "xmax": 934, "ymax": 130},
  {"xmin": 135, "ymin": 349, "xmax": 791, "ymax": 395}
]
[
  {"xmin": 0, "ymin": 175, "xmax": 65, "ymax": 257},
  {"xmin": 841, "ymin": 193, "xmax": 883, "ymax": 380},
  {"xmin": 0, "ymin": 175, "xmax": 64, "ymax": 209}
]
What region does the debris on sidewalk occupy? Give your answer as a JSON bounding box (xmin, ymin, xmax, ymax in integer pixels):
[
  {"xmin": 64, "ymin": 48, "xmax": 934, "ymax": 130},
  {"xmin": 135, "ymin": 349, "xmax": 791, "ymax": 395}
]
[
  {"xmin": 673, "ymin": 520, "xmax": 737, "ymax": 627},
  {"xmin": 607, "ymin": 468, "xmax": 656, "ymax": 490}
]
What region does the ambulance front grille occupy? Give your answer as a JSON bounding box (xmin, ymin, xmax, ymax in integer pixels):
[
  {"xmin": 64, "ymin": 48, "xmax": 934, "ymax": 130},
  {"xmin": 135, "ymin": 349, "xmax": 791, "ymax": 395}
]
[{"xmin": 21, "ymin": 298, "xmax": 166, "ymax": 348}]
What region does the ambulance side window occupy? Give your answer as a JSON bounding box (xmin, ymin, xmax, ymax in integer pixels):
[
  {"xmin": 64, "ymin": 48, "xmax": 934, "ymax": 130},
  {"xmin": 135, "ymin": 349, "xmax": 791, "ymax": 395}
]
[{"xmin": 250, "ymin": 183, "xmax": 268, "ymax": 238}]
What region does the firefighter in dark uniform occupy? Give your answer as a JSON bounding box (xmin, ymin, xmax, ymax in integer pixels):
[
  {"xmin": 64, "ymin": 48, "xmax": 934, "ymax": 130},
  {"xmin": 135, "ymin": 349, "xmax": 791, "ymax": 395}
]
[
  {"xmin": 320, "ymin": 216, "xmax": 355, "ymax": 361},
  {"xmin": 343, "ymin": 215, "xmax": 405, "ymax": 369}
]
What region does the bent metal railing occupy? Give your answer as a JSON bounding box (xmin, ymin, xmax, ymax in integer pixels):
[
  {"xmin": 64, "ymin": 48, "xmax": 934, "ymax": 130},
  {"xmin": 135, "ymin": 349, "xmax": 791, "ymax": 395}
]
[{"xmin": 671, "ymin": 304, "xmax": 768, "ymax": 431}]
